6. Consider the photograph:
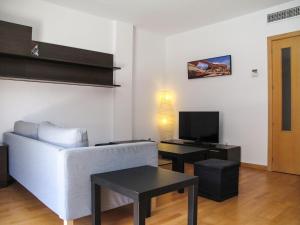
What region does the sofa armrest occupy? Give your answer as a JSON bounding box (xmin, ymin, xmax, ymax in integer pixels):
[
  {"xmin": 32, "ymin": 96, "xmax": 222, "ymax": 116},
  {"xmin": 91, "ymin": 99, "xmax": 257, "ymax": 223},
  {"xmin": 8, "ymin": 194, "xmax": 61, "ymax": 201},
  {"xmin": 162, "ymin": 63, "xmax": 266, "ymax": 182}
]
[
  {"xmin": 3, "ymin": 132, "xmax": 62, "ymax": 215},
  {"xmin": 57, "ymin": 142, "xmax": 158, "ymax": 220}
]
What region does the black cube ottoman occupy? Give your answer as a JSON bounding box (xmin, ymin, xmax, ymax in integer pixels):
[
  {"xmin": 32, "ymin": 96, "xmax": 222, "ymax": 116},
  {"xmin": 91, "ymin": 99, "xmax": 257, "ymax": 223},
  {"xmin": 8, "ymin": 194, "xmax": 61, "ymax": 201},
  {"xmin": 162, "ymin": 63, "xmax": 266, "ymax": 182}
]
[{"xmin": 194, "ymin": 159, "xmax": 240, "ymax": 202}]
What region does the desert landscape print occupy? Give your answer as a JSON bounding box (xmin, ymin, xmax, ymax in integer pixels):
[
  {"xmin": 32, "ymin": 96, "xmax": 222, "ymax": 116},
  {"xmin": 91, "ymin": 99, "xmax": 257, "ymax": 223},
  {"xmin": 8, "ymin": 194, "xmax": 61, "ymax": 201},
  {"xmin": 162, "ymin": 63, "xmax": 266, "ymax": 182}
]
[{"xmin": 188, "ymin": 55, "xmax": 232, "ymax": 79}]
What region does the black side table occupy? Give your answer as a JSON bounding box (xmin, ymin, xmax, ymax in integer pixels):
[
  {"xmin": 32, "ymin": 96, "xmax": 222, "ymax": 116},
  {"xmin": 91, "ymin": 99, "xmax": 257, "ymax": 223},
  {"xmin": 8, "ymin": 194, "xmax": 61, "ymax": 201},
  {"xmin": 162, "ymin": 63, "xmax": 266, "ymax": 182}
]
[
  {"xmin": 158, "ymin": 143, "xmax": 208, "ymax": 174},
  {"xmin": 0, "ymin": 144, "xmax": 9, "ymax": 188},
  {"xmin": 91, "ymin": 166, "xmax": 198, "ymax": 225},
  {"xmin": 158, "ymin": 143, "xmax": 207, "ymax": 193}
]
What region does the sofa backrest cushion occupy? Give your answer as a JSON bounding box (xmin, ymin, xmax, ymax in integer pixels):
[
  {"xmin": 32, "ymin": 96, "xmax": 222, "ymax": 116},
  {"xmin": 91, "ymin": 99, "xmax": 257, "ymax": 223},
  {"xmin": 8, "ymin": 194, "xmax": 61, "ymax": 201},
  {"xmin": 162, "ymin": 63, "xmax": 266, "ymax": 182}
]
[
  {"xmin": 38, "ymin": 122, "xmax": 89, "ymax": 148},
  {"xmin": 14, "ymin": 121, "xmax": 39, "ymax": 139}
]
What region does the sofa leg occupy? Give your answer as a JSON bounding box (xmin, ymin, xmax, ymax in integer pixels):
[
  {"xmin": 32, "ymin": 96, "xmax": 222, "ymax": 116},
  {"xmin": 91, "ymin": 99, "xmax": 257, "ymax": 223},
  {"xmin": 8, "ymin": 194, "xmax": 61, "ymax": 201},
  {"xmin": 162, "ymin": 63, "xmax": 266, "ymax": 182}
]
[{"xmin": 64, "ymin": 220, "xmax": 74, "ymax": 225}]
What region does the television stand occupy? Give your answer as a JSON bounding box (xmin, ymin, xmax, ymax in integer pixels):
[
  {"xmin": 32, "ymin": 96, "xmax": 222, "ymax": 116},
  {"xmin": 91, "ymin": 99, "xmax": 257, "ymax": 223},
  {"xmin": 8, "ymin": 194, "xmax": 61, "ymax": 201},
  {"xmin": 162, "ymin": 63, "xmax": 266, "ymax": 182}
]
[
  {"xmin": 162, "ymin": 139, "xmax": 216, "ymax": 147},
  {"xmin": 161, "ymin": 139, "xmax": 241, "ymax": 163}
]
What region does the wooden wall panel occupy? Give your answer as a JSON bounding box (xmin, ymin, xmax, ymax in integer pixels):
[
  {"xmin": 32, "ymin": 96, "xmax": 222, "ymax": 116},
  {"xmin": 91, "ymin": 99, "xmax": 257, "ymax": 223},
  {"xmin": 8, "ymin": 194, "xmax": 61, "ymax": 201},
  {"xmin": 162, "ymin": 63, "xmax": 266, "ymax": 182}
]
[
  {"xmin": 0, "ymin": 54, "xmax": 114, "ymax": 86},
  {"xmin": 0, "ymin": 20, "xmax": 119, "ymax": 87},
  {"xmin": 0, "ymin": 20, "xmax": 32, "ymax": 56},
  {"xmin": 32, "ymin": 41, "xmax": 113, "ymax": 67}
]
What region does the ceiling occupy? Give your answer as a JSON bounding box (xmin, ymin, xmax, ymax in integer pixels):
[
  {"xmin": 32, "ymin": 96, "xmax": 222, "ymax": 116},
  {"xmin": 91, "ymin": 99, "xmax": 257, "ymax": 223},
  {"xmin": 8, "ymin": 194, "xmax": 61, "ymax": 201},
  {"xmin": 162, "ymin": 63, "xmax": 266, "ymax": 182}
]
[{"xmin": 43, "ymin": 0, "xmax": 291, "ymax": 35}]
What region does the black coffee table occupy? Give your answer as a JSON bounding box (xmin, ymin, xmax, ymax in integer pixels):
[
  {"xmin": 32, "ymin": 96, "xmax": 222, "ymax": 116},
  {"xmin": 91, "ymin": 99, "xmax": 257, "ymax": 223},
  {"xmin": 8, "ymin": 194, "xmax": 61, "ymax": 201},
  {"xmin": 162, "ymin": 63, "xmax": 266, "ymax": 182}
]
[
  {"xmin": 91, "ymin": 166, "xmax": 198, "ymax": 225},
  {"xmin": 158, "ymin": 143, "xmax": 207, "ymax": 193},
  {"xmin": 158, "ymin": 143, "xmax": 208, "ymax": 173}
]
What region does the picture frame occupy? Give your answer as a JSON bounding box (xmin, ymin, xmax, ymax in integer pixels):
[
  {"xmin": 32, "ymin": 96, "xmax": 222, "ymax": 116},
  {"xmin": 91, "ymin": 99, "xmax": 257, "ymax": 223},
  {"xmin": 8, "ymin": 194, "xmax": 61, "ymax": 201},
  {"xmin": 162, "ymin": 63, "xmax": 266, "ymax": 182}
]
[{"xmin": 188, "ymin": 55, "xmax": 232, "ymax": 79}]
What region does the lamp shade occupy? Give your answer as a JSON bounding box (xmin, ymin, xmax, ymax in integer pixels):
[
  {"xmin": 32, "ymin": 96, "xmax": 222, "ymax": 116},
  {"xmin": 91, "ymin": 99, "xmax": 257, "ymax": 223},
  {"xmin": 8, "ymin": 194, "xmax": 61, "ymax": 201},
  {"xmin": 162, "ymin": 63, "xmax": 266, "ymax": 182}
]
[{"xmin": 158, "ymin": 90, "xmax": 175, "ymax": 140}]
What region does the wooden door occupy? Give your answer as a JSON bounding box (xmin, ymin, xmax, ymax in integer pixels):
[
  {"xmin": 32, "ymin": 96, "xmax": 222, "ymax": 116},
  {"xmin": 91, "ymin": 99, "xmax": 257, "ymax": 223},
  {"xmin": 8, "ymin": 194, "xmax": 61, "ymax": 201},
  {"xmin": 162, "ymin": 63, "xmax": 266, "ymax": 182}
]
[{"xmin": 270, "ymin": 32, "xmax": 300, "ymax": 175}]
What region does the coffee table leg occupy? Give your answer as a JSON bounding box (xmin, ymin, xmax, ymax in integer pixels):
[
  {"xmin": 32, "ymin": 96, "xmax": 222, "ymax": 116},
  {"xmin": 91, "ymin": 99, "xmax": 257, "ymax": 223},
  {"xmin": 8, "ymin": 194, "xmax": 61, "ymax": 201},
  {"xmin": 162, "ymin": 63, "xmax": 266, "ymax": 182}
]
[
  {"xmin": 188, "ymin": 184, "xmax": 198, "ymax": 225},
  {"xmin": 92, "ymin": 182, "xmax": 101, "ymax": 225},
  {"xmin": 172, "ymin": 157, "xmax": 185, "ymax": 173},
  {"xmin": 145, "ymin": 198, "xmax": 151, "ymax": 218},
  {"xmin": 172, "ymin": 158, "xmax": 185, "ymax": 193},
  {"xmin": 134, "ymin": 199, "xmax": 146, "ymax": 225}
]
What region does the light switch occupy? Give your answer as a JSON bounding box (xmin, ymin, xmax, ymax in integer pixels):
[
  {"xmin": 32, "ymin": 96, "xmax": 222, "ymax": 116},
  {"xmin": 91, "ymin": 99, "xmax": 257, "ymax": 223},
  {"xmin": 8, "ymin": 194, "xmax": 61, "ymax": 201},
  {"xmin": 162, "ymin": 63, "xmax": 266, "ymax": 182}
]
[{"xmin": 252, "ymin": 69, "xmax": 259, "ymax": 77}]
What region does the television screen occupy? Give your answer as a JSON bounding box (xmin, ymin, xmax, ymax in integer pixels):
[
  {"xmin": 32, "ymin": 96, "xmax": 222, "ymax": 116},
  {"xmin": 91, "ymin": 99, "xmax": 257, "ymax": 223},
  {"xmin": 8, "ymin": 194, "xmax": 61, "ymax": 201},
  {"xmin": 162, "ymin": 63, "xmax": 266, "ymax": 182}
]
[{"xmin": 179, "ymin": 111, "xmax": 219, "ymax": 143}]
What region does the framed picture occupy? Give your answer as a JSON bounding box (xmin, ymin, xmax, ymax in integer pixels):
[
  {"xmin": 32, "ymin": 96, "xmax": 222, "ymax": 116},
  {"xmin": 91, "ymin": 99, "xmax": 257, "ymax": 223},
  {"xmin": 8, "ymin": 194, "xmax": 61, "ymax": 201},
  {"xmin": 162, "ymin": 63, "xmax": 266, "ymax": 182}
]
[{"xmin": 187, "ymin": 55, "xmax": 232, "ymax": 79}]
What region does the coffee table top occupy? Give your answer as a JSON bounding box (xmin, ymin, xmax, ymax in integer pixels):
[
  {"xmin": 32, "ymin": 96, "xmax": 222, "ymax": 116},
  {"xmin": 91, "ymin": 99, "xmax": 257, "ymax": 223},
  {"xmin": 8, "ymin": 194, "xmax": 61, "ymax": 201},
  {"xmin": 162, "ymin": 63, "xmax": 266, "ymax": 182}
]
[
  {"xmin": 91, "ymin": 166, "xmax": 198, "ymax": 200},
  {"xmin": 158, "ymin": 143, "xmax": 207, "ymax": 155}
]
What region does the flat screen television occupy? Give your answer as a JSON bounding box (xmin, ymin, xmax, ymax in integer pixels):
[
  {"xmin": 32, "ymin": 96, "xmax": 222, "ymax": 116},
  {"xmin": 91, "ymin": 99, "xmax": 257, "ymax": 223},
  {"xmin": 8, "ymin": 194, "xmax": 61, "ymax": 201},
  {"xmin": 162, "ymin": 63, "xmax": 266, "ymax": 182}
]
[{"xmin": 179, "ymin": 111, "xmax": 219, "ymax": 143}]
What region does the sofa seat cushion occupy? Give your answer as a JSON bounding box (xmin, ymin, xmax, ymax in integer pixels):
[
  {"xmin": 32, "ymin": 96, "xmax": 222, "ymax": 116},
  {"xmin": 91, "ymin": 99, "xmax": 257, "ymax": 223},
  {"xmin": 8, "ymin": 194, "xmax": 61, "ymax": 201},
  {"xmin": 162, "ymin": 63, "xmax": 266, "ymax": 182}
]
[
  {"xmin": 14, "ymin": 121, "xmax": 39, "ymax": 139},
  {"xmin": 38, "ymin": 122, "xmax": 89, "ymax": 148}
]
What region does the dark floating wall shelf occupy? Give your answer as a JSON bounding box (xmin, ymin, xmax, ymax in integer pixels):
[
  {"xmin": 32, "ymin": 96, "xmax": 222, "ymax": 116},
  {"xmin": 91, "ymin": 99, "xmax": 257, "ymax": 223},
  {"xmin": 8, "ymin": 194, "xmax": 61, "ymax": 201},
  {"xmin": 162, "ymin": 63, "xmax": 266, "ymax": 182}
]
[
  {"xmin": 0, "ymin": 76, "xmax": 121, "ymax": 88},
  {"xmin": 0, "ymin": 20, "xmax": 121, "ymax": 88},
  {"xmin": 0, "ymin": 52, "xmax": 121, "ymax": 70}
]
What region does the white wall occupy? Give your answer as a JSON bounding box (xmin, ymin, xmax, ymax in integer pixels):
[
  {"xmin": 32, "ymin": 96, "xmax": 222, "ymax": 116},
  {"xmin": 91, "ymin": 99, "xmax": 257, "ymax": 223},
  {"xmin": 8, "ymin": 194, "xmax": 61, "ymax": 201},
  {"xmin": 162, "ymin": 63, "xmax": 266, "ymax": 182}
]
[
  {"xmin": 113, "ymin": 21, "xmax": 134, "ymax": 141},
  {"xmin": 0, "ymin": 0, "xmax": 134, "ymax": 145},
  {"xmin": 0, "ymin": 81, "xmax": 113, "ymax": 145},
  {"xmin": 0, "ymin": 0, "xmax": 114, "ymax": 53},
  {"xmin": 133, "ymin": 29, "xmax": 165, "ymax": 141},
  {"xmin": 165, "ymin": 0, "xmax": 300, "ymax": 165}
]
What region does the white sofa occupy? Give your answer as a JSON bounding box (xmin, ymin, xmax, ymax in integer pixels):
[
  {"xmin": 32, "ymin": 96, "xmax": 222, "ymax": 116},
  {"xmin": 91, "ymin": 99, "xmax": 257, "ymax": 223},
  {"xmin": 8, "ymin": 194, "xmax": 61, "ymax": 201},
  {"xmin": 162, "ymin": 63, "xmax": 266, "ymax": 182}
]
[{"xmin": 3, "ymin": 132, "xmax": 158, "ymax": 224}]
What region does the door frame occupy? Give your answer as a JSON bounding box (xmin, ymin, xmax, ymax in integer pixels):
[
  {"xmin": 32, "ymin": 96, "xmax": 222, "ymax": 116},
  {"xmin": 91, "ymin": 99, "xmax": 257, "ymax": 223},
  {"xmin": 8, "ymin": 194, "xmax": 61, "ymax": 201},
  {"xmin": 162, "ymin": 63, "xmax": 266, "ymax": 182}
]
[{"xmin": 268, "ymin": 30, "xmax": 300, "ymax": 171}]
